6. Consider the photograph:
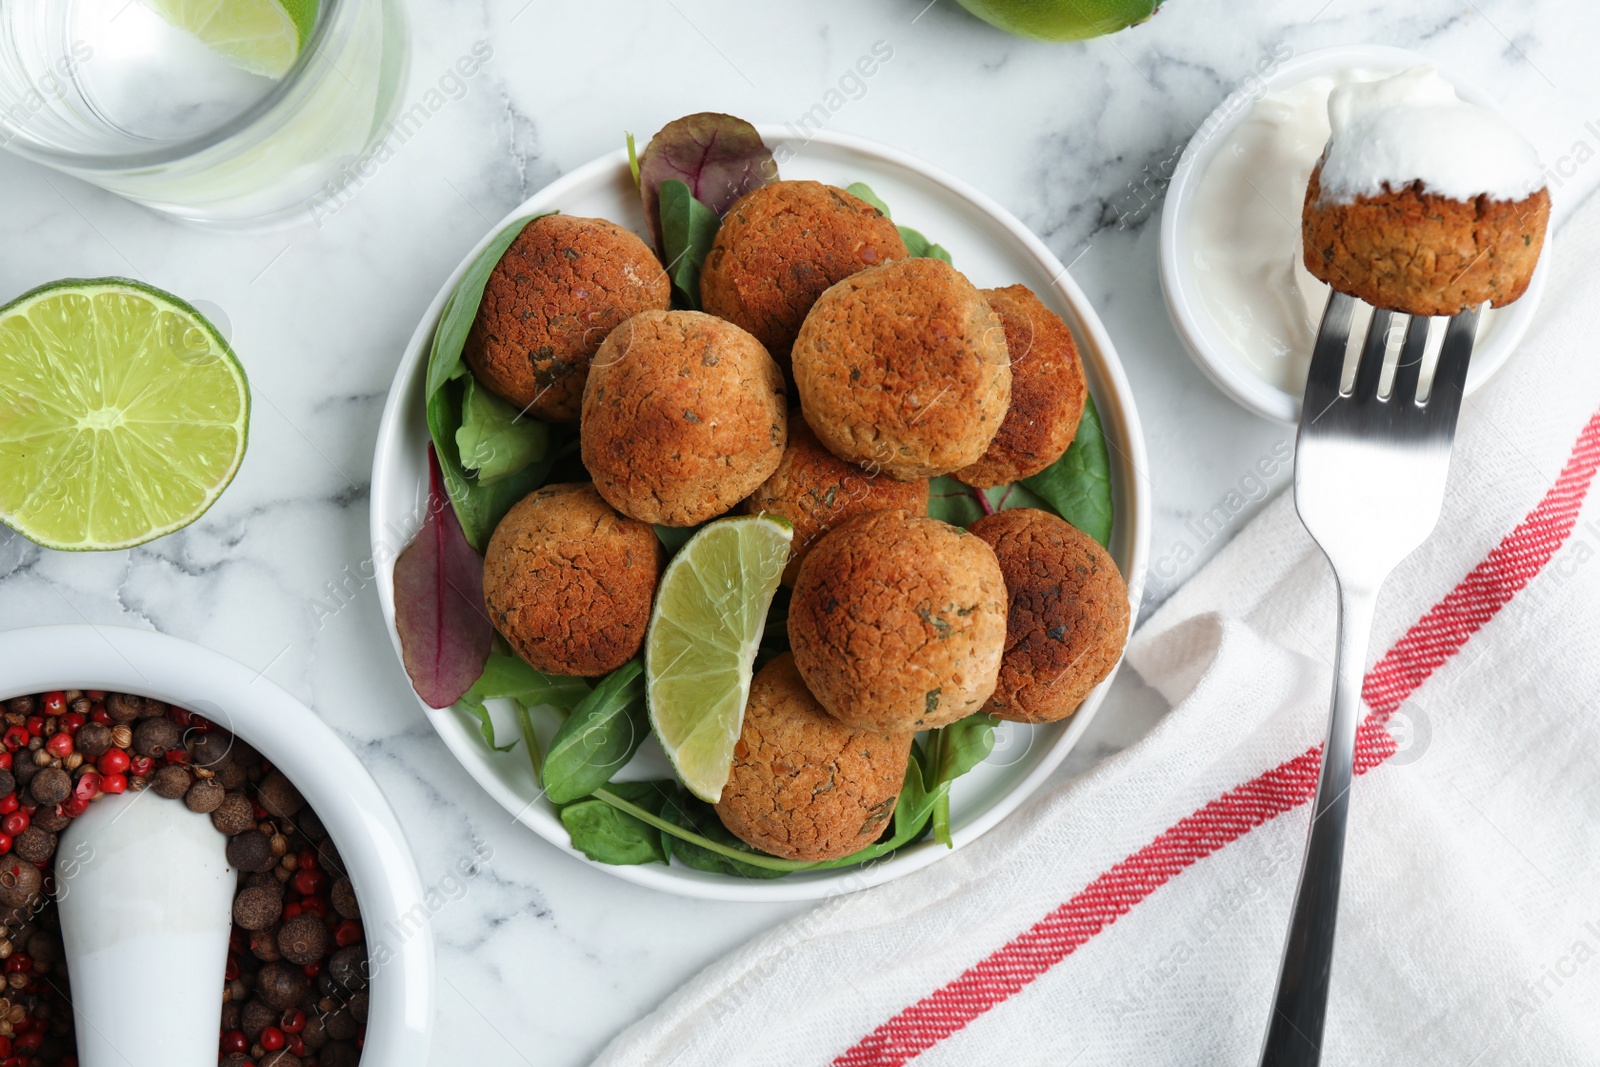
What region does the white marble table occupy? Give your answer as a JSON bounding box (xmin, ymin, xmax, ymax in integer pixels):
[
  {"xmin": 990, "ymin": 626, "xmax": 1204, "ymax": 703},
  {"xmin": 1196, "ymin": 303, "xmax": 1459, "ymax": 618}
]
[{"xmin": 2, "ymin": 0, "xmax": 1596, "ymax": 1062}]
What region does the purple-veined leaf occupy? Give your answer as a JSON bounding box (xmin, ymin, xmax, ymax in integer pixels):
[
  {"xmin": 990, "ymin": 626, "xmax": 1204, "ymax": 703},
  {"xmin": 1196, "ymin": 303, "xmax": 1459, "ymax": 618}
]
[
  {"xmin": 394, "ymin": 444, "xmax": 494, "ymax": 708},
  {"xmin": 636, "ymin": 112, "xmax": 775, "ymax": 256}
]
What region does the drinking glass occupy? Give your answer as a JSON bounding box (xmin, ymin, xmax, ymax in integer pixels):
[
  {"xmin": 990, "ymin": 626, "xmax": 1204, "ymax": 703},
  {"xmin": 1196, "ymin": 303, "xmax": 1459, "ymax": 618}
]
[{"xmin": 0, "ymin": 0, "xmax": 408, "ymax": 225}]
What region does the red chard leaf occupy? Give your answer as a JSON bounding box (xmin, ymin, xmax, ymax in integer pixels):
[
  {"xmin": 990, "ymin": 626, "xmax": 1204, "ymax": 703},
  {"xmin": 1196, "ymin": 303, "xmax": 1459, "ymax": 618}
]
[
  {"xmin": 394, "ymin": 444, "xmax": 494, "ymax": 708},
  {"xmin": 637, "ymin": 112, "xmax": 775, "ymax": 255}
]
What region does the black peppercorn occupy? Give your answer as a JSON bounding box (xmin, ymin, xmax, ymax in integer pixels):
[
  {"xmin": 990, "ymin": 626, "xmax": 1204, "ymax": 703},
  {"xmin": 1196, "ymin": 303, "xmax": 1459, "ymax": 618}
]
[
  {"xmin": 259, "ymin": 1052, "xmax": 304, "ymax": 1067},
  {"xmin": 221, "ymin": 1054, "xmax": 254, "ymax": 1067},
  {"xmin": 31, "ymin": 807, "xmax": 69, "ymax": 833},
  {"xmin": 327, "ymin": 945, "xmax": 367, "ymax": 992},
  {"xmin": 329, "ymin": 876, "xmax": 359, "ymax": 920},
  {"xmin": 11, "ymin": 828, "xmax": 54, "ymax": 865},
  {"xmin": 190, "ymin": 729, "xmax": 233, "ymax": 770},
  {"xmin": 130, "ymin": 717, "xmax": 180, "ymax": 758},
  {"xmin": 183, "ymin": 778, "xmax": 225, "ymax": 814},
  {"xmin": 227, "ymin": 832, "xmax": 275, "ymax": 874},
  {"xmin": 240, "ymin": 997, "xmax": 277, "ymax": 1038},
  {"xmin": 150, "ymin": 765, "xmax": 191, "ymax": 800},
  {"xmin": 257, "ymin": 770, "xmax": 304, "ymax": 819},
  {"xmin": 277, "ymin": 913, "xmax": 328, "ymax": 966},
  {"xmin": 211, "ymin": 793, "xmax": 255, "ymax": 835},
  {"xmin": 0, "ymin": 861, "xmax": 42, "ymax": 909},
  {"xmin": 0, "ymin": 770, "xmax": 14, "ymax": 800},
  {"xmin": 319, "ymin": 1041, "xmax": 359, "ymax": 1067},
  {"xmin": 75, "ymin": 723, "xmax": 112, "ymax": 760},
  {"xmin": 323, "ymin": 1007, "xmax": 359, "ymax": 1041},
  {"xmin": 300, "ymin": 1014, "xmax": 329, "ymax": 1051},
  {"xmin": 348, "ymin": 989, "xmax": 368, "ymax": 1024},
  {"xmin": 104, "ymin": 694, "xmax": 140, "ymax": 723},
  {"xmin": 254, "ymin": 961, "xmax": 308, "ymax": 1010},
  {"xmin": 232, "ymin": 886, "xmax": 283, "ymax": 932},
  {"xmin": 26, "ymin": 767, "xmax": 70, "ymax": 808}
]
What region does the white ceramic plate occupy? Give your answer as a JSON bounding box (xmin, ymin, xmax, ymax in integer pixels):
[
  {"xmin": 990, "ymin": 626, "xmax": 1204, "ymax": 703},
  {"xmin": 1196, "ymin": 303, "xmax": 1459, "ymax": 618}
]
[
  {"xmin": 1159, "ymin": 44, "xmax": 1552, "ymax": 424},
  {"xmin": 0, "ymin": 626, "xmax": 434, "ymax": 1065},
  {"xmin": 370, "ymin": 129, "xmax": 1150, "ymax": 902}
]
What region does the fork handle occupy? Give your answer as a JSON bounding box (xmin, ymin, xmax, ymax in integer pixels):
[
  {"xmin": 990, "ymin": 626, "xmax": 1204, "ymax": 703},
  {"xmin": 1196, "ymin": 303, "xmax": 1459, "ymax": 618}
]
[{"xmin": 1259, "ymin": 580, "xmax": 1379, "ymax": 1067}]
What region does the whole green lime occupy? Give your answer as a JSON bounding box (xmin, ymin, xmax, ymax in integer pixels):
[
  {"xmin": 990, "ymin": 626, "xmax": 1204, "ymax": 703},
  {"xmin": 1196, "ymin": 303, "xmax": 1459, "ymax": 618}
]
[{"xmin": 955, "ymin": 0, "xmax": 1163, "ymax": 40}]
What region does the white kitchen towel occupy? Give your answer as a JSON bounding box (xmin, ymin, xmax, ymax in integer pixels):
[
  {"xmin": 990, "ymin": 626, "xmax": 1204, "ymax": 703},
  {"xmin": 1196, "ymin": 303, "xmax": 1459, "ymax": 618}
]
[{"xmin": 593, "ymin": 195, "xmax": 1600, "ymax": 1067}]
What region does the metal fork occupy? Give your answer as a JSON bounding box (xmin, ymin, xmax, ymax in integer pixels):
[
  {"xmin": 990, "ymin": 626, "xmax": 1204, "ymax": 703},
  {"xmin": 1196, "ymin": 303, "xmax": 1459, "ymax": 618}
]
[{"xmin": 1258, "ymin": 292, "xmax": 1479, "ymax": 1066}]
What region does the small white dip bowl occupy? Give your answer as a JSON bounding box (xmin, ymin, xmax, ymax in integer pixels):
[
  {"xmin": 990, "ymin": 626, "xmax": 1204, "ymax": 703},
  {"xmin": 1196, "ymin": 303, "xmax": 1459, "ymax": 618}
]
[{"xmin": 1159, "ymin": 43, "xmax": 1551, "ymax": 423}]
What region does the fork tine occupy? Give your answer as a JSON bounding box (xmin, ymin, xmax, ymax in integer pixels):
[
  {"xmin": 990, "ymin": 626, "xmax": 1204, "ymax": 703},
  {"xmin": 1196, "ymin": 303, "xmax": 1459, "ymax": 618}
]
[
  {"xmin": 1304, "ymin": 292, "xmax": 1357, "ymax": 415},
  {"xmin": 1425, "ymin": 307, "xmax": 1480, "ymax": 427},
  {"xmin": 1390, "ymin": 313, "xmax": 1430, "ymax": 406},
  {"xmin": 1352, "ymin": 308, "xmax": 1395, "ymax": 399}
]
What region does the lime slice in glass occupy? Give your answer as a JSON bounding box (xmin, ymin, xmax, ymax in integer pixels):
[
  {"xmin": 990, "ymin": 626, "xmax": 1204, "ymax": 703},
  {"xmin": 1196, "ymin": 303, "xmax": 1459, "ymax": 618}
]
[
  {"xmin": 140, "ymin": 0, "xmax": 320, "ymax": 79},
  {"xmin": 647, "ymin": 515, "xmax": 792, "ymax": 803},
  {"xmin": 0, "ymin": 279, "xmax": 250, "ymax": 552}
]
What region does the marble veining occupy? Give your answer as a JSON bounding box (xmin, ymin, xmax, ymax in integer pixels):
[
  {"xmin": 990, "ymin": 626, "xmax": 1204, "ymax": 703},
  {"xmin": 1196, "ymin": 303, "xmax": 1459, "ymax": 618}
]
[{"xmin": 1, "ymin": 0, "xmax": 1597, "ymax": 1062}]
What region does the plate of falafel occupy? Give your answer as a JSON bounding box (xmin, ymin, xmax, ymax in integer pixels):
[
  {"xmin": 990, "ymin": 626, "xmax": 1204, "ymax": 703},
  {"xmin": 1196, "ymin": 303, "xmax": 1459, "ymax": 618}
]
[{"xmin": 371, "ymin": 114, "xmax": 1150, "ymax": 901}]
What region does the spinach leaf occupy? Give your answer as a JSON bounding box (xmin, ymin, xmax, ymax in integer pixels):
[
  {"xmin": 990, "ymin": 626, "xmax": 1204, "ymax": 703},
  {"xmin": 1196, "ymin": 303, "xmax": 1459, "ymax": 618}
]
[
  {"xmin": 455, "ymin": 691, "xmax": 515, "ymax": 752},
  {"xmin": 426, "ymin": 378, "xmax": 558, "ymax": 551},
  {"xmin": 652, "ymin": 523, "xmax": 699, "ymax": 555},
  {"xmin": 658, "ymin": 179, "xmax": 720, "ymax": 310},
  {"xmin": 921, "ymin": 714, "xmax": 998, "ymax": 846},
  {"xmin": 468, "ymin": 649, "xmax": 591, "ymax": 711},
  {"xmin": 843, "ymin": 182, "xmax": 952, "ymax": 264},
  {"xmin": 659, "ymin": 793, "xmax": 789, "ymax": 879},
  {"xmin": 455, "ymin": 377, "xmax": 550, "ymax": 485},
  {"xmin": 1021, "ymin": 392, "xmax": 1114, "ymax": 547},
  {"xmin": 541, "ymin": 660, "xmax": 648, "ymax": 804},
  {"xmin": 927, "ymin": 476, "xmax": 986, "ymax": 527},
  {"xmin": 844, "ymin": 181, "xmax": 892, "ymax": 217},
  {"xmin": 897, "ymin": 226, "xmax": 953, "ymax": 264},
  {"xmin": 426, "ymin": 214, "xmax": 551, "ymax": 398},
  {"xmin": 560, "ymin": 780, "xmax": 676, "ymax": 866}
]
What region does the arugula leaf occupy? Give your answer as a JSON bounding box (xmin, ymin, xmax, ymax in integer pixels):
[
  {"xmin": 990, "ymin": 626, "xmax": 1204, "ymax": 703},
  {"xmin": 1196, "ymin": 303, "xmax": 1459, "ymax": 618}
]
[
  {"xmin": 658, "ymin": 179, "xmax": 720, "ymax": 310},
  {"xmin": 456, "ymin": 377, "xmax": 550, "ymax": 485},
  {"xmin": 541, "ymin": 660, "xmax": 649, "ymax": 804},
  {"xmin": 1021, "ymin": 392, "xmax": 1114, "ymax": 547},
  {"xmin": 560, "ymin": 780, "xmax": 675, "ymax": 866}
]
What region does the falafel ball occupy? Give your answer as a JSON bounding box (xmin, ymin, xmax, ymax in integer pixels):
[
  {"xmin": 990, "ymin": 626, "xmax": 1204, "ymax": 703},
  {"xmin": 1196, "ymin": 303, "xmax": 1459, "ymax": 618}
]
[
  {"xmin": 969, "ymin": 508, "xmax": 1129, "ymax": 724},
  {"xmin": 483, "ymin": 483, "xmax": 664, "ymax": 677},
  {"xmin": 741, "ymin": 419, "xmax": 930, "ymax": 586},
  {"xmin": 714, "ymin": 653, "xmax": 911, "ymax": 862},
  {"xmin": 792, "ymin": 258, "xmax": 1011, "ymax": 481},
  {"xmin": 953, "ymin": 285, "xmax": 1087, "ymax": 488},
  {"xmin": 789, "ymin": 509, "xmax": 1006, "ymax": 733},
  {"xmin": 700, "ymin": 181, "xmax": 909, "ymax": 370},
  {"xmin": 465, "ymin": 214, "xmax": 670, "ymax": 422},
  {"xmin": 1302, "ymin": 163, "xmax": 1550, "ymax": 317},
  {"xmin": 582, "ymin": 310, "xmax": 787, "ymax": 526}
]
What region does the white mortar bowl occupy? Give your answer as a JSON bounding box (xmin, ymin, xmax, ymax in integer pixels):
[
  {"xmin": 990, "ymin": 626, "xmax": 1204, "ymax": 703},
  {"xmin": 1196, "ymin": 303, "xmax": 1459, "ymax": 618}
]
[{"xmin": 0, "ymin": 625, "xmax": 434, "ymax": 1065}]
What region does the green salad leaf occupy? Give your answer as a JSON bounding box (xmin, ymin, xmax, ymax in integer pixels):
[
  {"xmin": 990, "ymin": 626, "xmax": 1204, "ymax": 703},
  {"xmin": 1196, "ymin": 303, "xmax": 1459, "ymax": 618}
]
[
  {"xmin": 456, "ymin": 377, "xmax": 550, "ymax": 485},
  {"xmin": 658, "ymin": 179, "xmax": 721, "ymax": 310},
  {"xmin": 470, "ymin": 649, "xmax": 591, "ymax": 711},
  {"xmin": 542, "ymin": 660, "xmax": 649, "ymax": 805},
  {"xmin": 561, "ymin": 780, "xmax": 674, "ymax": 866},
  {"xmin": 1022, "ymin": 392, "xmax": 1114, "ymax": 547},
  {"xmin": 659, "ymin": 793, "xmax": 790, "ymax": 879},
  {"xmin": 427, "ymin": 214, "xmax": 551, "ymax": 397},
  {"xmin": 844, "ymin": 182, "xmax": 952, "ymax": 264}
]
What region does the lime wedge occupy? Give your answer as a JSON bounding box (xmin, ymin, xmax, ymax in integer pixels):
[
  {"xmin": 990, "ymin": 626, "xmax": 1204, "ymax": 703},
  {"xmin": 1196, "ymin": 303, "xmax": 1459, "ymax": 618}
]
[
  {"xmin": 0, "ymin": 279, "xmax": 249, "ymax": 551},
  {"xmin": 141, "ymin": 0, "xmax": 319, "ymax": 79},
  {"xmin": 647, "ymin": 515, "xmax": 792, "ymax": 803}
]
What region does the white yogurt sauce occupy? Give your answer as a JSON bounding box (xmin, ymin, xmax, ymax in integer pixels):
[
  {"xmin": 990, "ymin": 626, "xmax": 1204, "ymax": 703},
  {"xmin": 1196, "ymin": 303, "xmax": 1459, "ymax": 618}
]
[
  {"xmin": 1186, "ymin": 66, "xmax": 1514, "ymax": 393},
  {"xmin": 1320, "ymin": 67, "xmax": 1545, "ymax": 204}
]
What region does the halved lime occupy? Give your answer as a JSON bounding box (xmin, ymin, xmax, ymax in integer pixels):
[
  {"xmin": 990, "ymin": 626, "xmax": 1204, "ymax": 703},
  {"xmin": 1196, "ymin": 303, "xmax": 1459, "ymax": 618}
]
[
  {"xmin": 0, "ymin": 279, "xmax": 249, "ymax": 552},
  {"xmin": 141, "ymin": 0, "xmax": 320, "ymax": 79},
  {"xmin": 646, "ymin": 516, "xmax": 792, "ymax": 803}
]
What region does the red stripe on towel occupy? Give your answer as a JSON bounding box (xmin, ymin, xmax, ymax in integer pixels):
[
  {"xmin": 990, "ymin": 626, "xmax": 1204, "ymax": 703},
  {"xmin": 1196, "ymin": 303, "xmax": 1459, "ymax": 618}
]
[{"xmin": 834, "ymin": 409, "xmax": 1600, "ymax": 1067}]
